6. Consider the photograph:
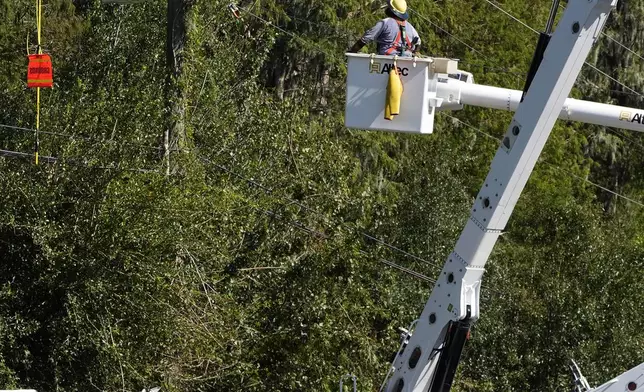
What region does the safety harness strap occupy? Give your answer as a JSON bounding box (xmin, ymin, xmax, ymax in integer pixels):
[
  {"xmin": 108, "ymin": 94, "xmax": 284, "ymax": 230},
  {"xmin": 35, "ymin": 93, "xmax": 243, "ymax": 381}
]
[{"xmin": 385, "ymin": 20, "xmax": 412, "ymax": 55}]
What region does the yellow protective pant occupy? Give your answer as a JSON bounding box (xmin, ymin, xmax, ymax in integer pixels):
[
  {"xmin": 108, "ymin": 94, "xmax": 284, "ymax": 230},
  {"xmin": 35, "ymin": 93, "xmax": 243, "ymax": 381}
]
[{"xmin": 384, "ymin": 68, "xmax": 403, "ymax": 121}]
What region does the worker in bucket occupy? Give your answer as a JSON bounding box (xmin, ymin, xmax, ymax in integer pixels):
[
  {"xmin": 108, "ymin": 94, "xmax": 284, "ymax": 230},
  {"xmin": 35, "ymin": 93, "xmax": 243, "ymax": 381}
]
[{"xmin": 348, "ymin": 0, "xmax": 421, "ymax": 57}]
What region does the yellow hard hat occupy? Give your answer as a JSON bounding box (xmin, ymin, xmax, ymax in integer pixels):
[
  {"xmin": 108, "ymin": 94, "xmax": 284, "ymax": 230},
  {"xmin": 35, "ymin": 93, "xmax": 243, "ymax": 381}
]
[{"xmin": 387, "ymin": 0, "xmax": 409, "ymax": 20}]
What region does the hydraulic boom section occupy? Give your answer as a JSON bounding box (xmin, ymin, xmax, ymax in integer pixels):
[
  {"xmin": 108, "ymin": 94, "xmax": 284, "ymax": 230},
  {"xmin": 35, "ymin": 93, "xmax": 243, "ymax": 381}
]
[
  {"xmin": 570, "ymin": 360, "xmax": 644, "ymax": 392},
  {"xmin": 380, "ymin": 1, "xmax": 618, "ymax": 391}
]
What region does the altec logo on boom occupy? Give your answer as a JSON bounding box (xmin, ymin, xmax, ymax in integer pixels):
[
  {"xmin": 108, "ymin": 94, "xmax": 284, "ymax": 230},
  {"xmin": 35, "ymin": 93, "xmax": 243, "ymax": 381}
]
[
  {"xmin": 619, "ymin": 110, "xmax": 644, "ymax": 125},
  {"xmin": 369, "ymin": 61, "xmax": 409, "ymax": 76}
]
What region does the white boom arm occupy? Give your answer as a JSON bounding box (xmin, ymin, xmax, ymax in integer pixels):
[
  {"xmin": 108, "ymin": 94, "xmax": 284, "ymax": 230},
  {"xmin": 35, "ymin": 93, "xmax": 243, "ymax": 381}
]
[
  {"xmin": 370, "ymin": 1, "xmax": 620, "ymax": 391},
  {"xmin": 343, "ymin": 1, "xmax": 644, "ymax": 392},
  {"xmin": 570, "ymin": 359, "xmax": 644, "ymax": 392},
  {"xmin": 436, "ymin": 77, "xmax": 644, "ymax": 133},
  {"xmin": 590, "ymin": 362, "xmax": 644, "ymax": 392}
]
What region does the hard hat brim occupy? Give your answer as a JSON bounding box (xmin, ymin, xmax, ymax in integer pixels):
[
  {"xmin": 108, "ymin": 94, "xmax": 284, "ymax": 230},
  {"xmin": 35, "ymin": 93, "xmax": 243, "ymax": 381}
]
[
  {"xmin": 387, "ymin": 0, "xmax": 409, "ymax": 20},
  {"xmin": 393, "ymin": 10, "xmax": 409, "ymax": 20}
]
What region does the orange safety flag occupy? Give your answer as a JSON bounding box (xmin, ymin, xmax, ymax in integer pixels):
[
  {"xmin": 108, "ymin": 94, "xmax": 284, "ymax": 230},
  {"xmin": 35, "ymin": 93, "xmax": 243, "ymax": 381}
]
[{"xmin": 27, "ymin": 54, "xmax": 53, "ymax": 88}]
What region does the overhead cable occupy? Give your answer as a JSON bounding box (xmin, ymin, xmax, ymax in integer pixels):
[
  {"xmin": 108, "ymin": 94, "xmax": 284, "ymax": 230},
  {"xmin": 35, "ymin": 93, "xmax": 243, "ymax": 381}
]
[
  {"xmin": 0, "ymin": 123, "xmax": 162, "ymax": 150},
  {"xmin": 441, "ymin": 113, "xmax": 644, "ymax": 209},
  {"xmin": 0, "ymin": 146, "xmax": 159, "ymax": 173},
  {"xmin": 408, "ymin": 9, "xmax": 485, "ymax": 57},
  {"xmin": 199, "ymin": 155, "xmax": 443, "ymax": 269},
  {"xmin": 481, "ymin": 0, "xmax": 644, "ymax": 99},
  {"xmin": 482, "ymin": 0, "xmax": 539, "ymax": 34}
]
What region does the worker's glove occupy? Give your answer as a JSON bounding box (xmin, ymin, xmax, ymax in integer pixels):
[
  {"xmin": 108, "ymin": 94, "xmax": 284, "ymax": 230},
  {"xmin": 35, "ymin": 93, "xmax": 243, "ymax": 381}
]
[
  {"xmin": 348, "ymin": 40, "xmax": 366, "ymax": 53},
  {"xmin": 410, "ymin": 37, "xmax": 420, "ymax": 53}
]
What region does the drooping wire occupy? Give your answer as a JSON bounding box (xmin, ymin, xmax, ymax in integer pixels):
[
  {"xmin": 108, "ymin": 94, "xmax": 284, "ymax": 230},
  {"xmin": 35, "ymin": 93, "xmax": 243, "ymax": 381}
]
[
  {"xmin": 199, "ymin": 155, "xmax": 443, "ymax": 270},
  {"xmin": 442, "ymin": 113, "xmax": 644, "ymax": 209},
  {"xmin": 229, "ymin": 2, "xmax": 644, "ymax": 272},
  {"xmin": 481, "ymin": 0, "xmax": 644, "ymax": 99},
  {"xmin": 601, "ymin": 33, "xmax": 644, "ymax": 64},
  {"xmin": 408, "ymin": 9, "xmax": 485, "ymax": 57},
  {"xmin": 0, "ymin": 123, "xmax": 163, "ymax": 151},
  {"xmin": 482, "ymin": 0, "xmax": 539, "ymax": 34},
  {"xmin": 584, "ymin": 62, "xmax": 642, "ymax": 96},
  {"xmin": 251, "ymin": 203, "xmax": 436, "ymax": 283},
  {"xmin": 555, "ymin": 1, "xmax": 644, "ymax": 65},
  {"xmin": 242, "ymin": 8, "xmax": 345, "ymax": 66},
  {"xmin": 0, "ymin": 148, "xmax": 434, "ymax": 286},
  {"xmin": 0, "ymin": 146, "xmax": 159, "ymax": 173}
]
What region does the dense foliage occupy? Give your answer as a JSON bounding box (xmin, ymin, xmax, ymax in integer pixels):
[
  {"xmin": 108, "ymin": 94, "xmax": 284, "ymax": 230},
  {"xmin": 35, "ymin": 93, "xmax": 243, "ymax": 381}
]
[{"xmin": 1, "ymin": 0, "xmax": 643, "ymax": 391}]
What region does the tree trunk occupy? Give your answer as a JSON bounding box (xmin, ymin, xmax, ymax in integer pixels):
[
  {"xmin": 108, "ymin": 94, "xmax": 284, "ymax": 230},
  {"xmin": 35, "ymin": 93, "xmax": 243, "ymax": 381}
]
[{"xmin": 164, "ymin": 0, "xmax": 190, "ymax": 175}]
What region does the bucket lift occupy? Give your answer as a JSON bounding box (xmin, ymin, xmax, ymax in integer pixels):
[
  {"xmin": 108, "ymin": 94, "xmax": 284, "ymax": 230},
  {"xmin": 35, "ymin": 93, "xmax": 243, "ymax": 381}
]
[
  {"xmin": 342, "ymin": 0, "xmax": 643, "ymax": 391},
  {"xmin": 344, "ymin": 54, "xmax": 461, "ymax": 135},
  {"xmin": 345, "ymin": 52, "xmax": 644, "ymax": 135}
]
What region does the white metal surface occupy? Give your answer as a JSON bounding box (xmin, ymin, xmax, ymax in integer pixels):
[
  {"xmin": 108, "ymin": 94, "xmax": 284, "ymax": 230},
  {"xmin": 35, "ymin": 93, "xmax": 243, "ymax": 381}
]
[
  {"xmin": 437, "ymin": 80, "xmax": 644, "ymax": 132},
  {"xmin": 380, "ymin": 1, "xmax": 618, "ymax": 391},
  {"xmin": 591, "ymin": 362, "xmax": 644, "ymax": 392},
  {"xmin": 344, "ymin": 54, "xmax": 458, "ymax": 135}
]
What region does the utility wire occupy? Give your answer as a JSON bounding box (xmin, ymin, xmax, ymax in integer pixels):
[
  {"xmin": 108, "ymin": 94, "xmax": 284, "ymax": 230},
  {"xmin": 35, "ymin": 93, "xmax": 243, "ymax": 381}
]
[
  {"xmin": 410, "ymin": 6, "xmax": 644, "ymax": 99},
  {"xmin": 447, "ymin": 111, "xmax": 644, "ymax": 157},
  {"xmin": 242, "ymin": 8, "xmax": 344, "ymax": 65},
  {"xmin": 548, "ymin": 164, "xmax": 644, "ymax": 209},
  {"xmin": 200, "ymin": 155, "xmax": 443, "ymax": 270},
  {"xmin": 231, "ymin": 3, "xmax": 644, "ymax": 268},
  {"xmin": 441, "ymin": 113, "xmax": 644, "ymax": 209},
  {"xmin": 472, "ymin": 0, "xmax": 644, "ymax": 155},
  {"xmin": 409, "ymin": 9, "xmax": 485, "ymax": 57},
  {"xmin": 0, "ymin": 123, "xmax": 162, "ymax": 151},
  {"xmin": 359, "ymin": 251, "xmax": 435, "ymax": 283},
  {"xmin": 584, "ymin": 63, "xmax": 642, "ymax": 96},
  {"xmin": 256, "ymin": 203, "xmax": 436, "ymax": 283},
  {"xmin": 601, "ymin": 33, "xmax": 644, "ymax": 65},
  {"xmin": 481, "ymin": 0, "xmax": 644, "ymax": 99},
  {"xmin": 257, "ymin": 202, "xmax": 437, "ymax": 284},
  {"xmin": 0, "ymin": 146, "xmax": 159, "ymax": 173},
  {"xmin": 555, "ymin": 1, "xmax": 644, "ymax": 64},
  {"xmin": 0, "ymin": 148, "xmax": 57, "ymax": 163},
  {"xmin": 482, "ymin": 0, "xmax": 539, "ymax": 34},
  {"xmin": 0, "ymin": 150, "xmax": 432, "ymax": 284}
]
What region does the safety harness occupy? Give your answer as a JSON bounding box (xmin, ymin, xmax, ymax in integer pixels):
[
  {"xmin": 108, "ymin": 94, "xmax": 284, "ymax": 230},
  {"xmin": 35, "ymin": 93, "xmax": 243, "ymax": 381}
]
[{"xmin": 385, "ymin": 19, "xmax": 412, "ymax": 55}]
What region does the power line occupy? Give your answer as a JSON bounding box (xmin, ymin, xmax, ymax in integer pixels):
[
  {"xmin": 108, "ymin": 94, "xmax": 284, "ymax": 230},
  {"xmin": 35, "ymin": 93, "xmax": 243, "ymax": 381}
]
[
  {"xmin": 0, "ymin": 149, "xmax": 433, "ymax": 284},
  {"xmin": 253, "ymin": 203, "xmax": 436, "ymax": 283},
  {"xmin": 440, "ymin": 113, "xmax": 644, "ymax": 209},
  {"xmin": 584, "ymin": 63, "xmax": 642, "ymax": 96},
  {"xmin": 0, "ymin": 148, "xmax": 57, "ymax": 163},
  {"xmin": 409, "ymin": 9, "xmax": 485, "ymax": 57},
  {"xmin": 482, "ymin": 0, "xmax": 539, "ymax": 34},
  {"xmin": 240, "ymin": 184, "xmax": 438, "ymax": 284},
  {"xmin": 254, "ymin": 200, "xmax": 437, "ymax": 284},
  {"xmin": 359, "ymin": 251, "xmax": 435, "ymax": 283},
  {"xmin": 555, "ymin": 1, "xmax": 644, "ymax": 64},
  {"xmin": 601, "ymin": 33, "xmax": 644, "ymax": 64},
  {"xmin": 481, "ymin": 0, "xmax": 644, "ymax": 99},
  {"xmin": 242, "ymin": 8, "xmax": 344, "ymax": 65},
  {"xmin": 548, "ymin": 164, "xmax": 644, "ymax": 209},
  {"xmin": 0, "ymin": 146, "xmax": 159, "ymax": 173},
  {"xmin": 199, "ymin": 155, "xmax": 443, "ymax": 270},
  {"xmin": 446, "ymin": 112, "xmax": 644, "ymax": 159},
  {"xmin": 0, "ymin": 123, "xmax": 162, "ymax": 151}
]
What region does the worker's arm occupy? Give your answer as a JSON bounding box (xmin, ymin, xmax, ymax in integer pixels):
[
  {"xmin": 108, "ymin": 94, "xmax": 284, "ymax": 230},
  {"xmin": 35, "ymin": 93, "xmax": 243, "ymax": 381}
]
[
  {"xmin": 348, "ymin": 40, "xmax": 366, "ymax": 53},
  {"xmin": 407, "ymin": 22, "xmax": 422, "ymax": 53},
  {"xmin": 348, "ymin": 20, "xmax": 385, "ymax": 53}
]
